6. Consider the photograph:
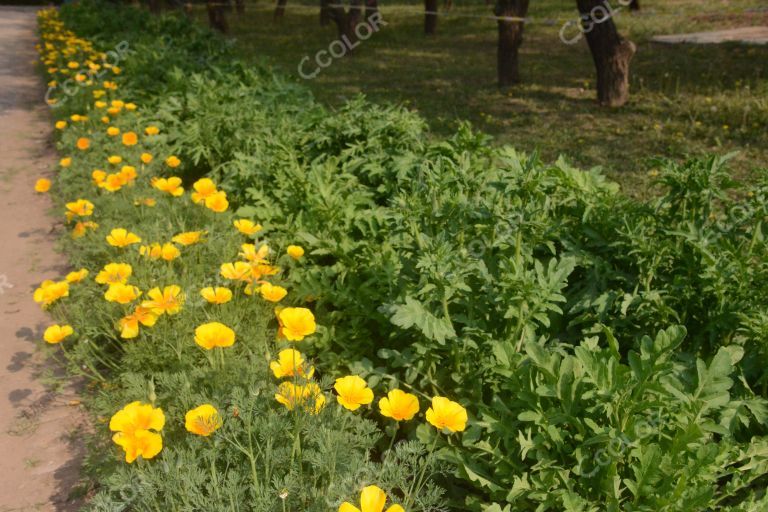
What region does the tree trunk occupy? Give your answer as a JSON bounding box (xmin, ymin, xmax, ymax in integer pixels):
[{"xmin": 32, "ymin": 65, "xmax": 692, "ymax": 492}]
[
  {"xmin": 207, "ymin": 1, "xmax": 229, "ymax": 33},
  {"xmin": 320, "ymin": 0, "xmax": 331, "ymax": 25},
  {"xmin": 365, "ymin": 0, "xmax": 379, "ymax": 19},
  {"xmin": 275, "ymin": 0, "xmax": 287, "ymax": 19},
  {"xmin": 628, "ymin": 0, "xmax": 639, "ymax": 11},
  {"xmin": 576, "ymin": 0, "xmax": 636, "ymax": 107},
  {"xmin": 424, "ymin": 0, "xmax": 438, "ymax": 35},
  {"xmin": 326, "ymin": 2, "xmax": 355, "ymax": 43},
  {"xmin": 236, "ymin": 0, "xmax": 245, "ymax": 14},
  {"xmin": 148, "ymin": 0, "xmax": 161, "ymax": 14},
  {"xmin": 349, "ymin": 0, "xmax": 364, "ymax": 27},
  {"xmin": 495, "ymin": 0, "xmax": 529, "ymax": 87}
]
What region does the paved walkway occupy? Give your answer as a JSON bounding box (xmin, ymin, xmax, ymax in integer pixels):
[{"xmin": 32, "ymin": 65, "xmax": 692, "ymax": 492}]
[{"xmin": 0, "ymin": 7, "xmax": 84, "ymax": 511}]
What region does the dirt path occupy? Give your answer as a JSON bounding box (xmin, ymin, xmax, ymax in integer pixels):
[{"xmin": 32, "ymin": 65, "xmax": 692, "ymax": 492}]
[{"xmin": 0, "ymin": 7, "xmax": 84, "ymax": 511}]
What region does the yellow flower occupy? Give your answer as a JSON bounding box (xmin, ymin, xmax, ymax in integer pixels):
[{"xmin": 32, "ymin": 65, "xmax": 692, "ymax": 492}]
[
  {"xmin": 99, "ymin": 173, "xmax": 126, "ymax": 192},
  {"xmin": 106, "ymin": 126, "xmax": 120, "ymax": 136},
  {"xmin": 191, "ymin": 178, "xmax": 217, "ymax": 204},
  {"xmin": 200, "ymin": 287, "xmax": 232, "ymax": 305},
  {"xmin": 378, "ymin": 390, "xmax": 419, "ymax": 421},
  {"xmin": 119, "ymin": 306, "xmax": 158, "ymax": 339},
  {"xmin": 55, "ymin": 120, "xmax": 67, "ymax": 130},
  {"xmin": 286, "ymin": 245, "xmax": 304, "ymax": 259},
  {"xmin": 270, "ymin": 348, "xmax": 314, "ymax": 379},
  {"xmin": 194, "ymin": 322, "xmax": 235, "ymax": 350},
  {"xmin": 334, "ymin": 375, "xmax": 374, "ymax": 411},
  {"xmin": 185, "ymin": 404, "xmax": 222, "ymax": 436},
  {"xmin": 44, "ymin": 324, "xmax": 73, "ymax": 344},
  {"xmin": 92, "ymin": 169, "xmax": 107, "ymax": 185},
  {"xmin": 119, "ymin": 165, "xmax": 137, "ymax": 183},
  {"xmin": 135, "ymin": 198, "xmax": 157, "ymax": 207},
  {"xmin": 65, "ymin": 268, "xmax": 89, "ymax": 283},
  {"xmin": 159, "ymin": 242, "xmax": 180, "ymax": 261},
  {"xmin": 259, "ymin": 282, "xmax": 287, "ymax": 302},
  {"xmin": 107, "ymin": 155, "xmax": 122, "ymax": 165},
  {"xmin": 145, "ymin": 126, "xmax": 159, "ymax": 136},
  {"xmin": 275, "ymin": 382, "xmax": 325, "ymax": 414},
  {"xmin": 76, "ymin": 137, "xmax": 90, "ymax": 150},
  {"xmin": 234, "ymin": 219, "xmax": 262, "ymax": 236},
  {"xmin": 425, "ymin": 396, "xmax": 467, "ymax": 433},
  {"xmin": 220, "ymin": 262, "xmax": 252, "ymax": 281},
  {"xmin": 140, "ymin": 152, "xmax": 153, "ymax": 164},
  {"xmin": 65, "ymin": 199, "xmax": 94, "ymax": 217},
  {"xmin": 122, "ymin": 131, "xmax": 138, "ymax": 146},
  {"xmin": 71, "ymin": 221, "xmax": 98, "ymax": 238},
  {"xmin": 105, "ymin": 283, "xmax": 141, "ymax": 304},
  {"xmin": 35, "ymin": 178, "xmax": 52, "ymax": 193},
  {"xmin": 60, "ymin": 157, "xmax": 72, "ymax": 168},
  {"xmin": 204, "ymin": 191, "xmax": 229, "ymax": 213},
  {"xmin": 141, "ymin": 285, "xmax": 184, "ymax": 315},
  {"xmin": 33, "ymin": 280, "xmax": 69, "ymax": 307},
  {"xmin": 240, "ymin": 243, "xmax": 269, "ymax": 263},
  {"xmin": 95, "ymin": 263, "xmax": 132, "ymax": 285},
  {"xmin": 165, "ymin": 155, "xmax": 181, "ymax": 168},
  {"xmin": 107, "ymin": 228, "xmax": 142, "ymax": 248},
  {"xmin": 151, "ymin": 176, "xmax": 184, "ymax": 197},
  {"xmin": 277, "ymin": 307, "xmax": 316, "ymax": 341},
  {"xmin": 339, "ymin": 485, "xmax": 404, "ymax": 512},
  {"xmin": 172, "ymin": 231, "xmax": 205, "ymax": 246},
  {"xmin": 112, "ymin": 429, "xmax": 162, "ymax": 463}
]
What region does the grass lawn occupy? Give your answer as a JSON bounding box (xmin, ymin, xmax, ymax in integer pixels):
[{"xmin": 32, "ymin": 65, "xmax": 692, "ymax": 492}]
[{"xmin": 192, "ymin": 0, "xmax": 767, "ymax": 197}]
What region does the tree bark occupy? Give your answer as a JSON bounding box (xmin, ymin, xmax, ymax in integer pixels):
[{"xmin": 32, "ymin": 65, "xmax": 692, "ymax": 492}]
[
  {"xmin": 207, "ymin": 1, "xmax": 229, "ymax": 33},
  {"xmin": 365, "ymin": 0, "xmax": 379, "ymax": 19},
  {"xmin": 275, "ymin": 0, "xmax": 288, "ymax": 19},
  {"xmin": 349, "ymin": 0, "xmax": 364, "ymax": 27},
  {"xmin": 424, "ymin": 0, "xmax": 438, "ymax": 35},
  {"xmin": 495, "ymin": 0, "xmax": 529, "ymax": 87},
  {"xmin": 320, "ymin": 0, "xmax": 331, "ymax": 25},
  {"xmin": 576, "ymin": 0, "xmax": 636, "ymax": 107},
  {"xmin": 326, "ymin": 2, "xmax": 356, "ymax": 44}
]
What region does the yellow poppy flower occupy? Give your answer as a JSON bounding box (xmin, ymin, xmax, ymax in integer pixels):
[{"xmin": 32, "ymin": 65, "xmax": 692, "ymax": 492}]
[
  {"xmin": 165, "ymin": 155, "xmax": 181, "ymax": 168},
  {"xmin": 277, "ymin": 307, "xmax": 316, "ymax": 341},
  {"xmin": 121, "ymin": 131, "xmax": 138, "ymax": 146},
  {"xmin": 76, "ymin": 137, "xmax": 90, "ymax": 150},
  {"xmin": 240, "ymin": 243, "xmax": 269, "ymax": 263},
  {"xmin": 259, "ymin": 282, "xmax": 287, "ymax": 302},
  {"xmin": 92, "ymin": 169, "xmax": 107, "ymax": 185},
  {"xmin": 112, "ymin": 429, "xmax": 163, "ymax": 463},
  {"xmin": 35, "ymin": 178, "xmax": 51, "ymax": 193},
  {"xmin": 105, "ymin": 283, "xmax": 141, "ymax": 304},
  {"xmin": 233, "ymin": 219, "xmax": 262, "ymax": 236},
  {"xmin": 339, "ymin": 485, "xmax": 404, "ymax": 512},
  {"xmin": 134, "ymin": 198, "xmax": 156, "ymax": 207},
  {"xmin": 378, "ymin": 390, "xmax": 419, "ymax": 421},
  {"xmin": 334, "ymin": 375, "xmax": 374, "ymax": 411},
  {"xmin": 95, "ymin": 263, "xmax": 132, "ymax": 285},
  {"xmin": 190, "ymin": 178, "xmax": 217, "ymax": 204},
  {"xmin": 109, "ymin": 401, "xmax": 165, "ymax": 435},
  {"xmin": 425, "ymin": 396, "xmax": 468, "ymax": 433},
  {"xmin": 204, "ymin": 191, "xmax": 228, "ymax": 213},
  {"xmin": 106, "ymin": 126, "xmax": 120, "ymax": 136},
  {"xmin": 107, "ymin": 228, "xmax": 142, "ymax": 248},
  {"xmin": 220, "ymin": 262, "xmax": 252, "ymax": 281},
  {"xmin": 99, "ymin": 173, "xmax": 126, "ymax": 192},
  {"xmin": 43, "ymin": 324, "xmax": 73, "ymax": 344},
  {"xmin": 185, "ymin": 404, "xmax": 222, "ymax": 436},
  {"xmin": 151, "ymin": 176, "xmax": 184, "ymax": 197},
  {"xmin": 140, "ymin": 152, "xmax": 153, "ymax": 164},
  {"xmin": 107, "ymin": 155, "xmax": 122, "ymax": 165},
  {"xmin": 275, "ymin": 381, "xmax": 325, "ymax": 414},
  {"xmin": 145, "ymin": 126, "xmax": 159, "ymax": 135},
  {"xmin": 65, "ymin": 199, "xmax": 94, "ymax": 217},
  {"xmin": 141, "ymin": 285, "xmax": 184, "ymax": 315},
  {"xmin": 270, "ymin": 348, "xmax": 314, "ymax": 379},
  {"xmin": 55, "ymin": 120, "xmax": 67, "ymax": 130},
  {"xmin": 71, "ymin": 221, "xmax": 98, "ymax": 238},
  {"xmin": 33, "ymin": 280, "xmax": 69, "ymax": 307},
  {"xmin": 200, "ymin": 287, "xmax": 232, "ymax": 305},
  {"xmin": 60, "ymin": 157, "xmax": 72, "ymax": 167},
  {"xmin": 119, "ymin": 165, "xmax": 137, "ymax": 183},
  {"xmin": 119, "ymin": 306, "xmax": 158, "ymax": 339},
  {"xmin": 286, "ymin": 245, "xmax": 304, "ymax": 259},
  {"xmin": 65, "ymin": 268, "xmax": 89, "ymax": 283},
  {"xmin": 194, "ymin": 322, "xmax": 236, "ymax": 350},
  {"xmin": 172, "ymin": 231, "xmax": 205, "ymax": 246}
]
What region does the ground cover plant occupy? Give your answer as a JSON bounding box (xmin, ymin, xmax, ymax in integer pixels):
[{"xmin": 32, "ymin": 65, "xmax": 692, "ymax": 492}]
[{"xmin": 38, "ymin": 2, "xmax": 768, "ymax": 511}]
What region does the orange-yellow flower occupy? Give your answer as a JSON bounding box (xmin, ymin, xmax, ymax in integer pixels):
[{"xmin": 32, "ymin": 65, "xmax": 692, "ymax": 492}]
[
  {"xmin": 339, "ymin": 486, "xmax": 404, "ymax": 512},
  {"xmin": 76, "ymin": 137, "xmax": 90, "ymax": 150},
  {"xmin": 141, "ymin": 285, "xmax": 183, "ymax": 315},
  {"xmin": 119, "ymin": 165, "xmax": 137, "ymax": 183},
  {"xmin": 99, "ymin": 173, "xmax": 126, "ymax": 192},
  {"xmin": 220, "ymin": 262, "xmax": 252, "ymax": 281},
  {"xmin": 107, "ymin": 228, "xmax": 142, "ymax": 248},
  {"xmin": 191, "ymin": 178, "xmax": 217, "ymax": 204},
  {"xmin": 121, "ymin": 131, "xmax": 138, "ymax": 146},
  {"xmin": 55, "ymin": 120, "xmax": 67, "ymax": 130},
  {"xmin": 270, "ymin": 348, "xmax": 314, "ymax": 379},
  {"xmin": 378, "ymin": 390, "xmax": 419, "ymax": 421},
  {"xmin": 204, "ymin": 191, "xmax": 228, "ymax": 213},
  {"xmin": 277, "ymin": 307, "xmax": 316, "ymax": 341},
  {"xmin": 200, "ymin": 287, "xmax": 232, "ymax": 305},
  {"xmin": 71, "ymin": 221, "xmax": 98, "ymax": 238},
  {"xmin": 110, "ymin": 402, "xmax": 165, "ymax": 463},
  {"xmin": 184, "ymin": 404, "xmax": 222, "ymax": 436},
  {"xmin": 65, "ymin": 199, "xmax": 94, "ymax": 217},
  {"xmin": 275, "ymin": 382, "xmax": 325, "ymax": 414},
  {"xmin": 65, "ymin": 269, "xmax": 89, "ymax": 283},
  {"xmin": 140, "ymin": 152, "xmax": 153, "ymax": 164},
  {"xmin": 95, "ymin": 263, "xmax": 132, "ymax": 285},
  {"xmin": 60, "ymin": 157, "xmax": 72, "ymax": 168},
  {"xmin": 112, "ymin": 429, "xmax": 163, "ymax": 463},
  {"xmin": 158, "ymin": 242, "xmax": 180, "ymax": 261},
  {"xmin": 107, "ymin": 155, "xmax": 122, "ymax": 165},
  {"xmin": 194, "ymin": 322, "xmax": 235, "ymax": 350},
  {"xmin": 105, "ymin": 283, "xmax": 141, "ymax": 304},
  {"xmin": 43, "ymin": 324, "xmax": 73, "ymax": 344},
  {"xmin": 106, "ymin": 126, "xmax": 120, "ymax": 136},
  {"xmin": 119, "ymin": 306, "xmax": 158, "ymax": 339},
  {"xmin": 287, "ymin": 245, "xmax": 304, "ymax": 259},
  {"xmin": 165, "ymin": 155, "xmax": 181, "ymax": 168},
  {"xmin": 134, "ymin": 198, "xmax": 156, "ymax": 207},
  {"xmin": 425, "ymin": 396, "xmax": 467, "ymax": 433},
  {"xmin": 172, "ymin": 231, "xmax": 205, "ymax": 246},
  {"xmin": 240, "ymin": 243, "xmax": 269, "ymax": 263},
  {"xmin": 145, "ymin": 126, "xmax": 159, "ymax": 136},
  {"xmin": 151, "ymin": 176, "xmax": 184, "ymax": 197},
  {"xmin": 35, "ymin": 178, "xmax": 51, "ymax": 193},
  {"xmin": 259, "ymin": 282, "xmax": 287, "ymax": 302},
  {"xmin": 92, "ymin": 169, "xmax": 107, "ymax": 185},
  {"xmin": 334, "ymin": 375, "xmax": 374, "ymax": 411},
  {"xmin": 33, "ymin": 280, "xmax": 69, "ymax": 307},
  {"xmin": 233, "ymin": 219, "xmax": 262, "ymax": 236}
]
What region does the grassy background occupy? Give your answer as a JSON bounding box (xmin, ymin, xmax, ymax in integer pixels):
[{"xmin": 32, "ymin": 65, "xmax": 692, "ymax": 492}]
[{"xmin": 190, "ymin": 0, "xmax": 767, "ymax": 196}]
